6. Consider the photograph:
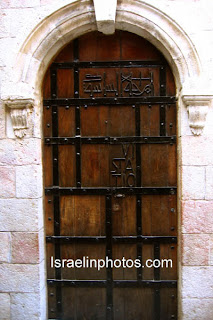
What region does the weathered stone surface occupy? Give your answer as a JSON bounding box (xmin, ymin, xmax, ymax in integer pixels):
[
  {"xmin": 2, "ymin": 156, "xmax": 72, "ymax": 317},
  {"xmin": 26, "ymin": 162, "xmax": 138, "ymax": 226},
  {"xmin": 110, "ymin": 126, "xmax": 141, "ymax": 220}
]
[
  {"xmin": 0, "ymin": 103, "xmax": 6, "ymax": 138},
  {"xmin": 210, "ymin": 235, "xmax": 213, "ymax": 266},
  {"xmin": 182, "ymin": 298, "xmax": 213, "ymax": 320},
  {"xmin": 11, "ymin": 293, "xmax": 40, "ymax": 320},
  {"xmin": 16, "ymin": 164, "xmax": 42, "ymax": 198},
  {"xmin": 11, "ymin": 232, "xmax": 39, "ymax": 264},
  {"xmin": 182, "ymin": 166, "xmax": 205, "ymax": 200},
  {"xmin": 0, "ymin": 166, "xmax": 15, "ymax": 197},
  {"xmin": 0, "ymin": 263, "xmax": 40, "ymax": 292},
  {"xmin": 0, "ymin": 232, "xmax": 10, "ymax": 263},
  {"xmin": 0, "ymin": 198, "xmax": 40, "ymax": 231},
  {"xmin": 0, "ymin": 0, "xmax": 40, "ymax": 9},
  {"xmin": 182, "ymin": 200, "xmax": 213, "ymax": 233},
  {"xmin": 206, "ymin": 166, "xmax": 213, "ymax": 200},
  {"xmin": 38, "ymin": 228, "xmax": 45, "ymax": 263},
  {"xmin": 181, "ymin": 136, "xmax": 213, "ymax": 166},
  {"xmin": 182, "ymin": 266, "xmax": 213, "ymax": 298},
  {"xmin": 182, "ymin": 234, "xmax": 209, "ymax": 266},
  {"xmin": 0, "ymin": 138, "xmax": 41, "ymax": 166},
  {"xmin": 0, "ymin": 293, "xmax": 10, "ymax": 320}
]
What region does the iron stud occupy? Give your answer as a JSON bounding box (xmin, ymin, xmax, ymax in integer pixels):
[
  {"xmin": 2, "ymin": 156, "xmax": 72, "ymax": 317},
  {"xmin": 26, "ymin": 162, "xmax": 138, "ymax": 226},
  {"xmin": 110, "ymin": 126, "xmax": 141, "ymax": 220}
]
[
  {"xmin": 48, "ymin": 217, "xmax": 52, "ymax": 221},
  {"xmin": 65, "ymin": 105, "xmax": 69, "ymax": 109}
]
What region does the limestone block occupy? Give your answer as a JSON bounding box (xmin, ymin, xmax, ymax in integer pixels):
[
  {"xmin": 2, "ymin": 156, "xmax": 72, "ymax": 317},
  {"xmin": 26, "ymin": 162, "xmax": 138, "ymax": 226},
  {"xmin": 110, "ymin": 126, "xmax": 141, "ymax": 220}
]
[
  {"xmin": 182, "ymin": 200, "xmax": 213, "ymax": 234},
  {"xmin": 38, "ymin": 228, "xmax": 45, "ymax": 263},
  {"xmin": 0, "ymin": 0, "xmax": 40, "ymax": 8},
  {"xmin": 11, "ymin": 232, "xmax": 39, "ymax": 264},
  {"xmin": 181, "ymin": 166, "xmax": 205, "ymax": 200},
  {"xmin": 16, "ymin": 164, "xmax": 43, "ymax": 198},
  {"xmin": 0, "ymin": 198, "xmax": 41, "ymax": 232},
  {"xmin": 11, "ymin": 293, "xmax": 40, "ymax": 320},
  {"xmin": 0, "ymin": 293, "xmax": 10, "ymax": 320},
  {"xmin": 182, "ymin": 234, "xmax": 209, "ymax": 266},
  {"xmin": 0, "ymin": 103, "xmax": 6, "ymax": 138},
  {"xmin": 15, "ymin": 138, "xmax": 41, "ymax": 165},
  {"xmin": 0, "ymin": 232, "xmax": 10, "ymax": 263},
  {"xmin": 210, "ymin": 235, "xmax": 213, "ymax": 266},
  {"xmin": 182, "ymin": 266, "xmax": 213, "ymax": 298},
  {"xmin": 0, "ymin": 140, "xmax": 16, "ymax": 165},
  {"xmin": 0, "ymin": 138, "xmax": 41, "ymax": 166},
  {"xmin": 0, "ymin": 263, "xmax": 40, "ymax": 292},
  {"xmin": 0, "ymin": 166, "xmax": 15, "ymax": 198},
  {"xmin": 206, "ymin": 167, "xmax": 213, "ymax": 200},
  {"xmin": 181, "ymin": 136, "xmax": 213, "ymax": 166},
  {"xmin": 182, "ymin": 298, "xmax": 213, "ymax": 320}
]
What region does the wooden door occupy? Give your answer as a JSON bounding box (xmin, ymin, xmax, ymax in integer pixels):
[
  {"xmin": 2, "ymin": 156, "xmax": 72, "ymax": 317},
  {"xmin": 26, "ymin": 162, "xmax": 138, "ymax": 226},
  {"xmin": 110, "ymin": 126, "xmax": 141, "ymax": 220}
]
[{"xmin": 43, "ymin": 31, "xmax": 177, "ymax": 320}]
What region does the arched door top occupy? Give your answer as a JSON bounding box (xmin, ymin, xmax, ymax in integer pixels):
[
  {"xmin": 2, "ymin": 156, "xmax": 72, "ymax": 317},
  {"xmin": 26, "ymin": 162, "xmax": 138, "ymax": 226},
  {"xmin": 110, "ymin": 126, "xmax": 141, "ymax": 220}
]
[{"xmin": 2, "ymin": 0, "xmax": 212, "ymax": 136}]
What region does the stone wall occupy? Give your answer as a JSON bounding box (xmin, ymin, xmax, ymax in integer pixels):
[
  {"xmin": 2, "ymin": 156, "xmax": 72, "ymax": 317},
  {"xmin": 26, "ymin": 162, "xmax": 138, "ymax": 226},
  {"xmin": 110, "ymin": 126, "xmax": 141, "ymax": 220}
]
[{"xmin": 0, "ymin": 1, "xmax": 213, "ymax": 319}]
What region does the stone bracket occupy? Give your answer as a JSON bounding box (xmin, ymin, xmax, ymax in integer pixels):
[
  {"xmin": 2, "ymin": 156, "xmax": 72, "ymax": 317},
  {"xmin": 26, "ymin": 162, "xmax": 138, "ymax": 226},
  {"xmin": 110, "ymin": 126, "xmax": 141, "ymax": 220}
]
[
  {"xmin": 93, "ymin": 0, "xmax": 117, "ymax": 34},
  {"xmin": 182, "ymin": 95, "xmax": 212, "ymax": 135},
  {"xmin": 4, "ymin": 99, "xmax": 34, "ymax": 138}
]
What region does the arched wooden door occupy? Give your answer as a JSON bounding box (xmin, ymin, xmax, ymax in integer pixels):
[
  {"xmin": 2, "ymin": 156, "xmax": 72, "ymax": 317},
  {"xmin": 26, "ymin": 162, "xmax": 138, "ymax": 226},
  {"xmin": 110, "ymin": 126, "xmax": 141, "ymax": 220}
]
[{"xmin": 43, "ymin": 31, "xmax": 177, "ymax": 320}]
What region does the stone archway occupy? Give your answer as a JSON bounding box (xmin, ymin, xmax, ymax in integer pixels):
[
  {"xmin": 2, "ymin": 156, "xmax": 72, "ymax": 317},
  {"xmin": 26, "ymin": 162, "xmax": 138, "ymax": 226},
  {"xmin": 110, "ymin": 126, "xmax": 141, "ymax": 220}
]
[{"xmin": 2, "ymin": 0, "xmax": 211, "ymax": 136}]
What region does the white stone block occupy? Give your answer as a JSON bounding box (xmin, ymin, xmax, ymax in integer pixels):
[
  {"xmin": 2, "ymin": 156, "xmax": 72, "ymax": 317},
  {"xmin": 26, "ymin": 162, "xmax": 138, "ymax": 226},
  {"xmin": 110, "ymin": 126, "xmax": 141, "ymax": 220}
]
[
  {"xmin": 182, "ymin": 266, "xmax": 213, "ymax": 298},
  {"xmin": 14, "ymin": 139, "xmax": 42, "ymax": 165},
  {"xmin": 0, "ymin": 166, "xmax": 15, "ymax": 198},
  {"xmin": 0, "ymin": 104, "xmax": 6, "ymax": 138},
  {"xmin": 0, "ymin": 232, "xmax": 10, "ymax": 263},
  {"xmin": 181, "ymin": 136, "xmax": 213, "ymax": 166},
  {"xmin": 11, "ymin": 293, "xmax": 40, "ymax": 320},
  {"xmin": 16, "ymin": 164, "xmax": 43, "ymax": 198},
  {"xmin": 0, "ymin": 293, "xmax": 10, "ymax": 320},
  {"xmin": 182, "ymin": 166, "xmax": 205, "ymax": 200},
  {"xmin": 0, "ymin": 263, "xmax": 40, "ymax": 292},
  {"xmin": 206, "ymin": 167, "xmax": 213, "ymax": 200},
  {"xmin": 0, "ymin": 198, "xmax": 40, "ymax": 231},
  {"xmin": 182, "ymin": 298, "xmax": 213, "ymax": 320}
]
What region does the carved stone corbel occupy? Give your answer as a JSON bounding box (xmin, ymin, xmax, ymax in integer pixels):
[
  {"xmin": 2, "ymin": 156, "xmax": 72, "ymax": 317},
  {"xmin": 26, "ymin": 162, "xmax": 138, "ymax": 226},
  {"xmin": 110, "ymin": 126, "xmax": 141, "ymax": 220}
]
[
  {"xmin": 93, "ymin": 0, "xmax": 117, "ymax": 34},
  {"xmin": 182, "ymin": 95, "xmax": 212, "ymax": 135},
  {"xmin": 4, "ymin": 99, "xmax": 34, "ymax": 138}
]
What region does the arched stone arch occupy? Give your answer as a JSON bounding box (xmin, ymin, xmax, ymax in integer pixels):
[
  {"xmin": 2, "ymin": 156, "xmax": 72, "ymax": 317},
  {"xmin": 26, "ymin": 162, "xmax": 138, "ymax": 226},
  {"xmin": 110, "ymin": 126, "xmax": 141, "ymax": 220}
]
[
  {"xmin": 5, "ymin": 0, "xmax": 201, "ymax": 96},
  {"xmin": 3, "ymin": 0, "xmax": 212, "ymax": 134}
]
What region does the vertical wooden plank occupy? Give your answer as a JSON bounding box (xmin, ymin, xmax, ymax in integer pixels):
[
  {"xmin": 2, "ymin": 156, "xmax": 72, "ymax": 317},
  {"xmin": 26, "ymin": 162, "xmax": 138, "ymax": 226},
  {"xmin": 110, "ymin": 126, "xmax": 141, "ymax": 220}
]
[
  {"xmin": 166, "ymin": 104, "xmax": 176, "ymax": 136},
  {"xmin": 58, "ymin": 107, "xmax": 75, "ymax": 137},
  {"xmin": 160, "ymin": 288, "xmax": 177, "ymax": 320},
  {"xmin": 43, "ymin": 69, "xmax": 51, "ymax": 99},
  {"xmin": 141, "ymin": 145, "xmax": 169, "ymax": 187},
  {"xmin": 57, "ymin": 69, "xmax": 74, "ymax": 98},
  {"xmin": 112, "ymin": 244, "xmax": 137, "ymax": 280},
  {"xmin": 79, "ymin": 31, "xmax": 121, "ymax": 61},
  {"xmin": 54, "ymin": 41, "xmax": 74, "ymax": 62},
  {"xmin": 45, "ymin": 195, "xmax": 54, "ymax": 236},
  {"xmin": 81, "ymin": 145, "xmax": 109, "ymax": 187},
  {"xmin": 43, "ymin": 146, "xmax": 53, "ymax": 187},
  {"xmin": 160, "ymin": 243, "xmax": 177, "ymax": 280},
  {"xmin": 58, "ymin": 145, "xmax": 76, "ymax": 187},
  {"xmin": 112, "ymin": 195, "xmax": 136, "ymax": 236}
]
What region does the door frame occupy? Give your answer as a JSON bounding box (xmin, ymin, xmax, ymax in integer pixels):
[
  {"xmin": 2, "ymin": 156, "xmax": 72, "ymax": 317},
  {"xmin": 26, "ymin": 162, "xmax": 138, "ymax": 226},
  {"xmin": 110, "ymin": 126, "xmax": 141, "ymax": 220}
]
[{"xmin": 2, "ymin": 1, "xmax": 211, "ymax": 319}]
